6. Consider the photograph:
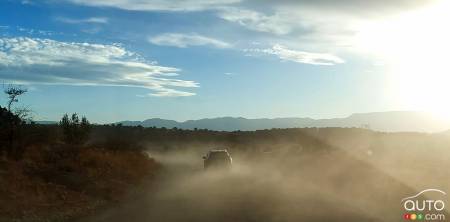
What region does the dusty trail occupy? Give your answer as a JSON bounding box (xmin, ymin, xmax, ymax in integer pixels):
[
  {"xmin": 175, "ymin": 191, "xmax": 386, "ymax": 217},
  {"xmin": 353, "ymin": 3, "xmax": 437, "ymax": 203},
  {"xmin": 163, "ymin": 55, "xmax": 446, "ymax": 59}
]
[{"xmin": 77, "ymin": 151, "xmax": 391, "ymax": 222}]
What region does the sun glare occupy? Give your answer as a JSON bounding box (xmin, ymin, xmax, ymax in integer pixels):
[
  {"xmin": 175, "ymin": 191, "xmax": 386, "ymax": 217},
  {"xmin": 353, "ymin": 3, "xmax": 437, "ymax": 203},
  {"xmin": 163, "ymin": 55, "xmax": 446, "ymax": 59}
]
[{"xmin": 355, "ymin": 0, "xmax": 450, "ymax": 120}]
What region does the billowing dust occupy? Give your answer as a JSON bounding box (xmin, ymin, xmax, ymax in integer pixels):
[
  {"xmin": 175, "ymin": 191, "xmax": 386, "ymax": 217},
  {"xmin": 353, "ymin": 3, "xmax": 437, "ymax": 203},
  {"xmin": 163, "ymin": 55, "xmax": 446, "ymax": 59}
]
[{"xmin": 78, "ymin": 134, "xmax": 450, "ymax": 222}]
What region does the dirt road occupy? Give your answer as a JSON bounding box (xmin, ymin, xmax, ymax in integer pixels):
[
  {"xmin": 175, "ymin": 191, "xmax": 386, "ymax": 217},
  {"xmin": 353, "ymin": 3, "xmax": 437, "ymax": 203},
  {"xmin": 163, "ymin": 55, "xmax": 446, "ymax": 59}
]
[{"xmin": 78, "ymin": 150, "xmax": 403, "ymax": 222}]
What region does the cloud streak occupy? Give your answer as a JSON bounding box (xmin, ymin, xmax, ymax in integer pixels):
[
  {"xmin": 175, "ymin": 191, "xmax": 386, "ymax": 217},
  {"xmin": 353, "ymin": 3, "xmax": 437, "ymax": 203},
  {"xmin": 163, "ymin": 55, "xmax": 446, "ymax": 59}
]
[
  {"xmin": 218, "ymin": 8, "xmax": 293, "ymax": 35},
  {"xmin": 66, "ymin": 0, "xmax": 240, "ymax": 11},
  {"xmin": 0, "ymin": 37, "xmax": 198, "ymax": 97},
  {"xmin": 149, "ymin": 33, "xmax": 231, "ymax": 48},
  {"xmin": 246, "ymin": 44, "xmax": 344, "ymax": 65},
  {"xmin": 55, "ymin": 16, "xmax": 109, "ymax": 24}
]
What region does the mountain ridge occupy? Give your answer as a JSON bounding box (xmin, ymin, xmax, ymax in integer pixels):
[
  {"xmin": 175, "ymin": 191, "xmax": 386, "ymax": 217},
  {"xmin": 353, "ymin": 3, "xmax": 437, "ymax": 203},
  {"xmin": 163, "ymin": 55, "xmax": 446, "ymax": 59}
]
[{"xmin": 116, "ymin": 111, "xmax": 450, "ymax": 132}]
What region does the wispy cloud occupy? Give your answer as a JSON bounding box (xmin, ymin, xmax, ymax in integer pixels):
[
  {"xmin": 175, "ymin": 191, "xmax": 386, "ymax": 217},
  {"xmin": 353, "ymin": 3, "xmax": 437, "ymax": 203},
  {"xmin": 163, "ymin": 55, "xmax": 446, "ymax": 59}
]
[
  {"xmin": 0, "ymin": 37, "xmax": 198, "ymax": 97},
  {"xmin": 60, "ymin": 0, "xmax": 436, "ymax": 66},
  {"xmin": 218, "ymin": 8, "xmax": 293, "ymax": 35},
  {"xmin": 17, "ymin": 27, "xmax": 57, "ymax": 36},
  {"xmin": 149, "ymin": 33, "xmax": 231, "ymax": 48},
  {"xmin": 65, "ymin": 0, "xmax": 240, "ymax": 11},
  {"xmin": 246, "ymin": 44, "xmax": 344, "ymax": 66},
  {"xmin": 55, "ymin": 16, "xmax": 109, "ymax": 24}
]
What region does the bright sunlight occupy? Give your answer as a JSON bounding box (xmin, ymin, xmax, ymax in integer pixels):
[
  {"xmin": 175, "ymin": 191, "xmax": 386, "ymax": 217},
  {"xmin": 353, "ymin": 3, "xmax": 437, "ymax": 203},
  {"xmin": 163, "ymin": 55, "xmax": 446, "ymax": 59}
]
[{"xmin": 355, "ymin": 0, "xmax": 450, "ymax": 120}]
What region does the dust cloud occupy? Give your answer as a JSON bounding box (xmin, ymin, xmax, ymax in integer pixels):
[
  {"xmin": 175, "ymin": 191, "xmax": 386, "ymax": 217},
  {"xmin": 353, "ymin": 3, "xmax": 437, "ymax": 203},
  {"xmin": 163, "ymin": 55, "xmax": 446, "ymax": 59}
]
[{"xmin": 77, "ymin": 138, "xmax": 442, "ymax": 222}]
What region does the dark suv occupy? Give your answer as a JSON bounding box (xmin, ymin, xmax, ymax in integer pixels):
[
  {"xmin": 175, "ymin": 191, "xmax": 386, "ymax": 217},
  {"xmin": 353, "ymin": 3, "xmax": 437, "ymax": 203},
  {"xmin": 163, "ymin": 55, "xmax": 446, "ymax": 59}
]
[{"xmin": 203, "ymin": 149, "xmax": 232, "ymax": 170}]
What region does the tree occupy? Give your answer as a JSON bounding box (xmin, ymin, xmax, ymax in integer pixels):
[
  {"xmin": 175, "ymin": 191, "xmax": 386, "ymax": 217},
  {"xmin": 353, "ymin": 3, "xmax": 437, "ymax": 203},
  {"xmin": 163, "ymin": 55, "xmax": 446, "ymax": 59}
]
[
  {"xmin": 1, "ymin": 85, "xmax": 28, "ymax": 159},
  {"xmin": 60, "ymin": 114, "xmax": 72, "ymax": 142},
  {"xmin": 3, "ymin": 85, "xmax": 32, "ymax": 122},
  {"xmin": 4, "ymin": 85, "xmax": 27, "ymax": 112},
  {"xmin": 81, "ymin": 116, "xmax": 90, "ymax": 127},
  {"xmin": 60, "ymin": 113, "xmax": 91, "ymax": 145},
  {"xmin": 80, "ymin": 116, "xmax": 91, "ymax": 141}
]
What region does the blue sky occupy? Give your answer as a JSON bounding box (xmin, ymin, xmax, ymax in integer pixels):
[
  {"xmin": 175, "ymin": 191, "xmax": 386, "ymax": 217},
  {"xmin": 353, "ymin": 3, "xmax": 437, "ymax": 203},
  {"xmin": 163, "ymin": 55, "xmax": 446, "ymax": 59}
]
[{"xmin": 0, "ymin": 0, "xmax": 448, "ymax": 123}]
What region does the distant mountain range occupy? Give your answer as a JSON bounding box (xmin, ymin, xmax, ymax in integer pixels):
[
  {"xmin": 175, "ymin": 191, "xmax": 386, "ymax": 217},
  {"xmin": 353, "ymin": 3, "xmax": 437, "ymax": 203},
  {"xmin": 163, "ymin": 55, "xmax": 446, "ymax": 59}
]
[{"xmin": 116, "ymin": 111, "xmax": 450, "ymax": 133}]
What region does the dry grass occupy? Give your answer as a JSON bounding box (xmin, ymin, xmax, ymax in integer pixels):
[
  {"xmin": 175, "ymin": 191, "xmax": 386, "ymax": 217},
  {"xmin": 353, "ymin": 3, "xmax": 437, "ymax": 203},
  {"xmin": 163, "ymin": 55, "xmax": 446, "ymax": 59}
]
[{"xmin": 0, "ymin": 145, "xmax": 159, "ymax": 222}]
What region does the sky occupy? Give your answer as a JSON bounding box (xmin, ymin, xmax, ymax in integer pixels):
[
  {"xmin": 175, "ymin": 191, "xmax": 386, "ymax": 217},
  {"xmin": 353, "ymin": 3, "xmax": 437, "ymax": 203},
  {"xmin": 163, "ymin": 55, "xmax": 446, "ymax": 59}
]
[{"xmin": 0, "ymin": 0, "xmax": 449, "ymax": 123}]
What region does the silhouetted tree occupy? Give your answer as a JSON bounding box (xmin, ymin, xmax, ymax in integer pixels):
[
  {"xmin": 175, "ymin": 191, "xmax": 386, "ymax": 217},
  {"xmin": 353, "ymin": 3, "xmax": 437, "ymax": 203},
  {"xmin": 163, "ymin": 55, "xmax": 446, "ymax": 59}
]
[
  {"xmin": 4, "ymin": 85, "xmax": 27, "ymax": 112},
  {"xmin": 3, "ymin": 85, "xmax": 32, "ymax": 122},
  {"xmin": 60, "ymin": 113, "xmax": 91, "ymax": 145},
  {"xmin": 1, "ymin": 85, "xmax": 29, "ymax": 159},
  {"xmin": 80, "ymin": 116, "xmax": 91, "ymax": 141}
]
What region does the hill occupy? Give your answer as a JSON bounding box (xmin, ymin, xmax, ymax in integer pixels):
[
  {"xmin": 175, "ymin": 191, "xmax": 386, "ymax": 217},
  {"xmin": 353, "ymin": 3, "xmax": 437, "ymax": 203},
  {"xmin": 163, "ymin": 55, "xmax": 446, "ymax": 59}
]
[{"xmin": 117, "ymin": 111, "xmax": 450, "ymax": 132}]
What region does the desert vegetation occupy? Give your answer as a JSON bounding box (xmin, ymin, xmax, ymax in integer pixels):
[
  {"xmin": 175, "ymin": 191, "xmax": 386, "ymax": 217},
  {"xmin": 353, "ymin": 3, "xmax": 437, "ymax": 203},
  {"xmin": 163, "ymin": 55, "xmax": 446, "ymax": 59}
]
[{"xmin": 0, "ymin": 86, "xmax": 159, "ymax": 222}]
